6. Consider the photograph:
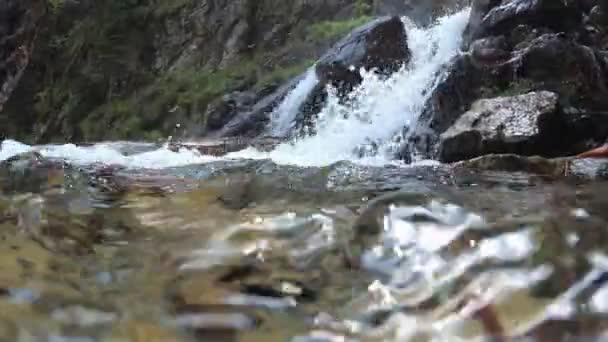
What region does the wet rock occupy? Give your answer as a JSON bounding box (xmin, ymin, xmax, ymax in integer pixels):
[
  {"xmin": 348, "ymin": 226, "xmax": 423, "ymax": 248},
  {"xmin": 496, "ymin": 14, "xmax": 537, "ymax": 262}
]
[
  {"xmin": 464, "ymin": 0, "xmax": 583, "ymax": 48},
  {"xmin": 407, "ymin": 53, "xmax": 510, "ymax": 158},
  {"xmin": 0, "ymin": 152, "xmax": 68, "ymax": 194},
  {"xmin": 409, "ymin": 0, "xmax": 608, "ymax": 161},
  {"xmin": 315, "ymin": 16, "xmax": 409, "ymax": 95},
  {"xmin": 470, "ymin": 35, "xmax": 511, "ymax": 63},
  {"xmin": 514, "ymin": 35, "xmax": 608, "ymax": 109},
  {"xmin": 453, "ymin": 154, "xmax": 571, "ymax": 177},
  {"xmin": 438, "ymin": 91, "xmax": 564, "ymax": 162},
  {"xmin": 346, "ymin": 191, "xmax": 434, "ymax": 266},
  {"xmin": 174, "ymin": 137, "xmax": 282, "ymax": 157},
  {"xmin": 293, "ymin": 16, "xmax": 410, "ymax": 132},
  {"xmin": 50, "ymin": 304, "xmax": 118, "ymax": 327},
  {"xmin": 569, "ymin": 158, "xmax": 608, "ymax": 179},
  {"xmin": 589, "ymin": 4, "xmax": 608, "ymax": 27},
  {"xmin": 412, "ymin": 33, "xmax": 608, "ymax": 160},
  {"xmin": 218, "ymin": 74, "xmax": 304, "ymax": 137},
  {"xmin": 453, "ymin": 153, "xmax": 608, "ymax": 180},
  {"xmin": 0, "ymin": 0, "xmax": 46, "ymax": 113},
  {"xmin": 295, "ymin": 82, "xmax": 329, "ymax": 131},
  {"xmin": 171, "ymin": 304, "xmax": 260, "ymax": 342},
  {"xmin": 353, "ymin": 191, "xmax": 432, "ymax": 238},
  {"xmin": 205, "ymin": 91, "xmax": 257, "ymax": 132},
  {"xmin": 523, "ymin": 315, "xmax": 608, "ymax": 341}
]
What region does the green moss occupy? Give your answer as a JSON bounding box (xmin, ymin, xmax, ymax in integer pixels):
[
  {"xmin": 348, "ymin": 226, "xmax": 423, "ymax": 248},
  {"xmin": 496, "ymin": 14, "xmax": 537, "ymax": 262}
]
[
  {"xmin": 307, "ymin": 16, "xmax": 372, "ymax": 42},
  {"xmin": 257, "ymin": 59, "xmax": 315, "ymax": 88},
  {"xmin": 354, "ymin": 0, "xmax": 373, "ymax": 17},
  {"xmin": 28, "ymin": 0, "xmax": 320, "ymax": 142}
]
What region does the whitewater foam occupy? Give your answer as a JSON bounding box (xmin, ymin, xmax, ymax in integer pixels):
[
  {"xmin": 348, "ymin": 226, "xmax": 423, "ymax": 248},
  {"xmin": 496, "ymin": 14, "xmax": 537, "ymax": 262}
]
[{"xmin": 0, "ymin": 140, "xmax": 218, "ymax": 169}]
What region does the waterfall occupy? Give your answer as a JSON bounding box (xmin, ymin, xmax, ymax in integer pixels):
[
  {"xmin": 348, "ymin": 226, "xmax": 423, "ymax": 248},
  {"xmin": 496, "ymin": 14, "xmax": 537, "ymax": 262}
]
[
  {"xmin": 244, "ymin": 9, "xmax": 470, "ymax": 167},
  {"xmin": 0, "ymin": 9, "xmax": 470, "ymax": 169},
  {"xmin": 270, "ymin": 68, "xmax": 319, "ymax": 137}
]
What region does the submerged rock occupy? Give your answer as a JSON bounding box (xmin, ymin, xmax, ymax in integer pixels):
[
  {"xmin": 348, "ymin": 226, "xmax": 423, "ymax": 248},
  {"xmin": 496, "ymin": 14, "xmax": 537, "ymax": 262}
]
[
  {"xmin": 454, "ymin": 153, "xmax": 608, "ymax": 180},
  {"xmin": 0, "ymin": 152, "xmax": 67, "ymax": 194},
  {"xmin": 453, "ymin": 154, "xmax": 570, "ymax": 177},
  {"xmin": 438, "ymin": 91, "xmax": 564, "ymax": 162}
]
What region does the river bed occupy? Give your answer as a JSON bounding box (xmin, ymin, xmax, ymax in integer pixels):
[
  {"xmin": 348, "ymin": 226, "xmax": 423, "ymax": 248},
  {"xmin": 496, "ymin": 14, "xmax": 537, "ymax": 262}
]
[{"xmin": 0, "ymin": 141, "xmax": 608, "ymax": 341}]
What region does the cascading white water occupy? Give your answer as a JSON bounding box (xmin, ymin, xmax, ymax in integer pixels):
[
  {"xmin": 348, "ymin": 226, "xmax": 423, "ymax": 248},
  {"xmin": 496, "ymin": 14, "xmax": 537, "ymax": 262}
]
[
  {"xmin": 270, "ymin": 68, "xmax": 319, "ymax": 137},
  {"xmin": 0, "ymin": 9, "xmax": 470, "ymax": 169},
  {"xmin": 231, "ymin": 9, "xmax": 470, "ymax": 166}
]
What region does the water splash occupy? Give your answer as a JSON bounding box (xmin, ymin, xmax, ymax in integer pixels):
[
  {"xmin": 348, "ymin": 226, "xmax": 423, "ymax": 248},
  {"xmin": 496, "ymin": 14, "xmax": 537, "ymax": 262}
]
[
  {"xmin": 234, "ymin": 9, "xmax": 470, "ymax": 167},
  {"xmin": 0, "ymin": 139, "xmax": 218, "ymax": 169},
  {"xmin": 0, "ymin": 140, "xmax": 32, "ymax": 161},
  {"xmin": 270, "ymin": 68, "xmax": 319, "ymax": 137}
]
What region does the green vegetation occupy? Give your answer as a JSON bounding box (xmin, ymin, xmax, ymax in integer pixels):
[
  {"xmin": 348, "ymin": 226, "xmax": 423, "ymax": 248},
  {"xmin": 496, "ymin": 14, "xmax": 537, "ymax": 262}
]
[
  {"xmin": 258, "ymin": 59, "xmax": 315, "ymax": 87},
  {"xmin": 7, "ymin": 0, "xmax": 370, "ymax": 142},
  {"xmin": 30, "ymin": 0, "xmax": 221, "ymax": 141},
  {"xmin": 78, "ymin": 56, "xmax": 314, "ymax": 140},
  {"xmin": 307, "ymin": 0, "xmax": 372, "ymax": 42},
  {"xmin": 354, "ymin": 0, "xmax": 372, "ymax": 17},
  {"xmin": 307, "ymin": 16, "xmax": 372, "ymax": 42}
]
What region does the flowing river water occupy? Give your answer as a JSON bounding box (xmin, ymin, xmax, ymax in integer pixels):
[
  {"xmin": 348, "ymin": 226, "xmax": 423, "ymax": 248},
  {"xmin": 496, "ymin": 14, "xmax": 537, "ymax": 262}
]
[{"xmin": 1, "ymin": 8, "xmax": 608, "ymax": 342}]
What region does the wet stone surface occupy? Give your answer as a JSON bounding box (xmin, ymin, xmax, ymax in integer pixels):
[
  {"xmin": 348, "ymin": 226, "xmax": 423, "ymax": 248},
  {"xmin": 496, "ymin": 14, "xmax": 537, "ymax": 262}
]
[{"xmin": 0, "ymin": 152, "xmax": 608, "ymax": 340}]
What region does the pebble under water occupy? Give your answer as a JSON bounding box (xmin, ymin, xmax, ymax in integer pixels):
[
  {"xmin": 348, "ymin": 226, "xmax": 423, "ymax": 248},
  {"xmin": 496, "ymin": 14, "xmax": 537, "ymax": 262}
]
[{"xmin": 0, "ymin": 147, "xmax": 608, "ymax": 341}]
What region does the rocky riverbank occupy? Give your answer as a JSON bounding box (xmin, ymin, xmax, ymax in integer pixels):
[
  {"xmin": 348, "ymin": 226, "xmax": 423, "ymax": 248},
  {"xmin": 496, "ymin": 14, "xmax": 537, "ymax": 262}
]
[
  {"xmin": 0, "ymin": 0, "xmax": 462, "ymax": 144},
  {"xmin": 412, "ymin": 0, "xmax": 608, "ymax": 165}
]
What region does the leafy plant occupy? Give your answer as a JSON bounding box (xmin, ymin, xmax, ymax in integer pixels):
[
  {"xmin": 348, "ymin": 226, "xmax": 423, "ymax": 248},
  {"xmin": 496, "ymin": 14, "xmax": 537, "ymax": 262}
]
[{"xmin": 354, "ymin": 0, "xmax": 372, "ymax": 17}]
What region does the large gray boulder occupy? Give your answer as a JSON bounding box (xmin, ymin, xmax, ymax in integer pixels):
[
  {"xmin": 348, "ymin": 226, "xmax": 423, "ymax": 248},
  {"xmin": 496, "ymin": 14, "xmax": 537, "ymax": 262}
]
[
  {"xmin": 463, "ymin": 0, "xmax": 583, "ymax": 48},
  {"xmin": 315, "ymin": 16, "xmax": 409, "ymax": 95},
  {"xmin": 295, "ymin": 16, "xmax": 410, "ymax": 132},
  {"xmin": 408, "ymin": 0, "xmax": 608, "ymax": 162},
  {"xmin": 438, "ymin": 91, "xmax": 564, "ymax": 162}
]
